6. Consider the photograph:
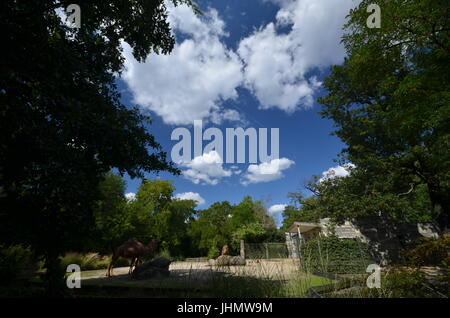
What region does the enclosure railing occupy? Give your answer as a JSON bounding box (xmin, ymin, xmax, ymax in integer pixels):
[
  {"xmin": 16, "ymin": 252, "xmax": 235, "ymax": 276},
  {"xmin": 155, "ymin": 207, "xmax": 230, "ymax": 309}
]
[{"xmin": 244, "ymin": 242, "xmax": 289, "ymax": 259}]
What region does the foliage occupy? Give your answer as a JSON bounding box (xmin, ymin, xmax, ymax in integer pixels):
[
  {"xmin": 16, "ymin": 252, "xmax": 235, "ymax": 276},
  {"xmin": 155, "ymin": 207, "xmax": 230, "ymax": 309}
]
[
  {"xmin": 306, "ymin": 173, "xmax": 435, "ymax": 225},
  {"xmin": 189, "ymin": 201, "xmax": 233, "ymax": 257},
  {"xmin": 59, "ymin": 252, "xmax": 129, "ymax": 271},
  {"xmin": 281, "ymin": 195, "xmax": 321, "ymax": 232},
  {"xmin": 317, "ymin": 0, "xmax": 450, "ymax": 230},
  {"xmin": 1, "ymin": 0, "xmax": 199, "ymax": 293},
  {"xmin": 404, "ymin": 237, "xmax": 450, "ymax": 268},
  {"xmin": 94, "ymin": 177, "xmax": 197, "ymax": 258},
  {"xmin": 0, "ymin": 244, "xmax": 37, "ymax": 284},
  {"xmin": 188, "ymin": 196, "xmax": 280, "ymax": 257},
  {"xmin": 90, "ymin": 172, "xmax": 133, "ymax": 254},
  {"xmin": 359, "ymin": 267, "xmax": 449, "ymax": 298},
  {"xmin": 232, "ymin": 222, "xmax": 266, "ymax": 242},
  {"xmin": 301, "ymin": 236, "xmax": 374, "ymax": 274}
]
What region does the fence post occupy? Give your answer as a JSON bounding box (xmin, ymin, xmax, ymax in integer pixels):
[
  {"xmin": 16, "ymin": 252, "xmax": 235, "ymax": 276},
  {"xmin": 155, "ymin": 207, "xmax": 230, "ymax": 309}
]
[
  {"xmin": 240, "ymin": 240, "xmax": 245, "ymax": 259},
  {"xmin": 265, "ymin": 243, "xmax": 269, "ymax": 259}
]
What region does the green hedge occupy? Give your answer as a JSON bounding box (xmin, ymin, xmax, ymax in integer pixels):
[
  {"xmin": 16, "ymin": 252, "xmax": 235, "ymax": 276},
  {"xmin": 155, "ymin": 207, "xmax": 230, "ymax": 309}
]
[{"xmin": 300, "ymin": 236, "xmax": 374, "ymax": 274}]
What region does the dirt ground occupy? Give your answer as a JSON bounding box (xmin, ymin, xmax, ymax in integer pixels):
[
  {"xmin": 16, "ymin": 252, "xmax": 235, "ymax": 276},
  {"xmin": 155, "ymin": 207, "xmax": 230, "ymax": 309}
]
[{"xmin": 80, "ymin": 258, "xmax": 300, "ymax": 282}]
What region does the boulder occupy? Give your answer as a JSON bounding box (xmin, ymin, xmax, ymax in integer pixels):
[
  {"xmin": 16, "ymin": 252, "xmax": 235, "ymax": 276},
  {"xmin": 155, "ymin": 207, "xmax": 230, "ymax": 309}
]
[
  {"xmin": 216, "ymin": 255, "xmax": 246, "ymax": 266},
  {"xmin": 132, "ymin": 257, "xmax": 171, "ymax": 280},
  {"xmin": 147, "ymin": 257, "xmax": 171, "ymax": 270},
  {"xmin": 132, "ymin": 267, "xmax": 170, "ymax": 280}
]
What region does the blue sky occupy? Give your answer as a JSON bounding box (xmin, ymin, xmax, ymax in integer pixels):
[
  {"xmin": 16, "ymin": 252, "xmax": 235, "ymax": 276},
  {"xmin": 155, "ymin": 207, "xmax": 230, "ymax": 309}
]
[{"xmin": 118, "ymin": 0, "xmax": 361, "ymax": 226}]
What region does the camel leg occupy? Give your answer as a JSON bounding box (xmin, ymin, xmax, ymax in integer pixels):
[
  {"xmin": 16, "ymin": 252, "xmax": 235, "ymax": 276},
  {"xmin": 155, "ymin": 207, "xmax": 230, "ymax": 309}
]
[
  {"xmin": 107, "ymin": 254, "xmax": 118, "ymax": 277},
  {"xmin": 129, "ymin": 258, "xmax": 135, "ymax": 274}
]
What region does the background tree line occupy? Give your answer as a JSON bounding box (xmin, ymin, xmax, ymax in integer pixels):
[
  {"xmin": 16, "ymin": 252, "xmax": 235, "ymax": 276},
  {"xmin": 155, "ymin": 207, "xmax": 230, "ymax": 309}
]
[{"xmin": 88, "ymin": 173, "xmax": 284, "ymax": 260}]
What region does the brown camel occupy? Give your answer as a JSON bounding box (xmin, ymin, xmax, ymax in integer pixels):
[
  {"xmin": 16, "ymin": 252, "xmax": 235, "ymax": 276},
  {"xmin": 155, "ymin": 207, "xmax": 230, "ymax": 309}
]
[{"xmin": 107, "ymin": 238, "xmax": 160, "ymax": 277}]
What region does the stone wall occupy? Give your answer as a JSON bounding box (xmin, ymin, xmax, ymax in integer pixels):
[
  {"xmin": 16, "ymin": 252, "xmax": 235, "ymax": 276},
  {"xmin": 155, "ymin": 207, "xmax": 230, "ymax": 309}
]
[
  {"xmin": 285, "ymin": 217, "xmax": 439, "ymax": 264},
  {"xmin": 351, "ymin": 216, "xmax": 439, "ymax": 265}
]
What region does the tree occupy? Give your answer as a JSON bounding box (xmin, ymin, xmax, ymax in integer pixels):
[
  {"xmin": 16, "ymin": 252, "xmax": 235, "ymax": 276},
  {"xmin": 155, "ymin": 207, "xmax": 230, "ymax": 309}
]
[
  {"xmin": 305, "ymin": 170, "xmax": 434, "ymax": 225},
  {"xmin": 128, "ymin": 179, "xmax": 197, "ymax": 258},
  {"xmin": 188, "ymin": 196, "xmax": 280, "ymax": 257},
  {"xmin": 0, "ymin": 0, "xmax": 199, "ymax": 293},
  {"xmin": 317, "ymin": 0, "xmax": 450, "ymax": 231},
  {"xmin": 154, "ymin": 199, "xmax": 197, "ymax": 257},
  {"xmin": 280, "ymin": 194, "xmax": 321, "ymax": 232},
  {"xmin": 188, "ymin": 201, "xmax": 233, "ymax": 258},
  {"xmin": 91, "ymin": 172, "xmax": 133, "ymax": 254}
]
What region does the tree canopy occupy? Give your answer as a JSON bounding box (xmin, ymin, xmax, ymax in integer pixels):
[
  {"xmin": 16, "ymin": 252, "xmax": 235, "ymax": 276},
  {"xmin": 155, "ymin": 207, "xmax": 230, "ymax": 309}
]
[
  {"xmin": 0, "ymin": 0, "xmax": 199, "ymax": 293},
  {"xmin": 317, "ymin": 0, "xmax": 450, "ymax": 231}
]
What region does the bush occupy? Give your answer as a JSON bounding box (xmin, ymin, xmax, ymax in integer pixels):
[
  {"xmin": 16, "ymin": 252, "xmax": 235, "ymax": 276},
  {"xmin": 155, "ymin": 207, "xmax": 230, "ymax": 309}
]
[
  {"xmin": 60, "ymin": 252, "xmax": 129, "ymax": 271},
  {"xmin": 359, "ymin": 267, "xmax": 449, "ymax": 298},
  {"xmin": 301, "ymin": 236, "xmax": 374, "ymax": 274},
  {"xmin": 207, "ymin": 246, "xmax": 220, "ymax": 259},
  {"xmin": 0, "ymin": 244, "xmax": 37, "ymax": 283},
  {"xmin": 404, "ymin": 237, "xmax": 450, "ymax": 267}
]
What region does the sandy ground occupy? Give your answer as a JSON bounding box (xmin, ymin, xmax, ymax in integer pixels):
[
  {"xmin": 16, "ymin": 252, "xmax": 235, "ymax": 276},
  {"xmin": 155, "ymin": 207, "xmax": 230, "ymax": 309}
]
[{"xmin": 80, "ymin": 258, "xmax": 300, "ymax": 282}]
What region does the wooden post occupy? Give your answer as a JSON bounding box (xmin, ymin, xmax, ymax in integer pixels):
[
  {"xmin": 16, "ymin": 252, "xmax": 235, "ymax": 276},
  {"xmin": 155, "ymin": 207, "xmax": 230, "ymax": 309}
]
[
  {"xmin": 240, "ymin": 240, "xmax": 245, "ymax": 259},
  {"xmin": 296, "ymin": 224, "xmax": 302, "ymax": 259}
]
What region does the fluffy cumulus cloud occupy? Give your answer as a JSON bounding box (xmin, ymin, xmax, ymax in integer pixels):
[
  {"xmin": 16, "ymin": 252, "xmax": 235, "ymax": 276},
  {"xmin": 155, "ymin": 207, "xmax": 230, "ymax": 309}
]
[
  {"xmin": 238, "ymin": 0, "xmax": 359, "ymax": 112},
  {"xmin": 268, "ymin": 204, "xmax": 287, "ymax": 228},
  {"xmin": 125, "ymin": 192, "xmax": 136, "ymax": 201},
  {"xmin": 319, "ymin": 163, "xmax": 356, "ymax": 182},
  {"xmin": 174, "ymin": 192, "xmax": 206, "ymax": 206},
  {"xmin": 268, "ymin": 204, "xmax": 287, "ymax": 215},
  {"xmin": 122, "ymin": 3, "xmax": 243, "ymax": 125},
  {"xmin": 122, "ymin": 0, "xmax": 360, "ymax": 124},
  {"xmin": 241, "ymin": 158, "xmax": 295, "ymax": 185},
  {"xmin": 180, "ymin": 151, "xmax": 232, "ymax": 185}
]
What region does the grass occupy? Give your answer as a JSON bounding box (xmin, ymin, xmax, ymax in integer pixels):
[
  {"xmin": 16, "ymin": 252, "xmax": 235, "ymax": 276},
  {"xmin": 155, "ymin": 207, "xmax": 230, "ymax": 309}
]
[
  {"xmin": 73, "ymin": 259, "xmax": 335, "ymax": 298},
  {"xmin": 60, "ymin": 252, "xmax": 129, "ymax": 271}
]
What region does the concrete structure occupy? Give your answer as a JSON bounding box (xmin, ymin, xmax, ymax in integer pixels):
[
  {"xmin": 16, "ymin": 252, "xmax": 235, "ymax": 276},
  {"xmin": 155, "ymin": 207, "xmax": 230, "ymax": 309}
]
[{"xmin": 285, "ymin": 217, "xmax": 439, "ymax": 264}]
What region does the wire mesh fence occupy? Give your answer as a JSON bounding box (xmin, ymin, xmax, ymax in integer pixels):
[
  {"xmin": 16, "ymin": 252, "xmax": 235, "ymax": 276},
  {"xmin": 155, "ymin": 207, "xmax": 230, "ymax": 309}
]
[{"xmin": 244, "ymin": 242, "xmax": 289, "ymax": 259}]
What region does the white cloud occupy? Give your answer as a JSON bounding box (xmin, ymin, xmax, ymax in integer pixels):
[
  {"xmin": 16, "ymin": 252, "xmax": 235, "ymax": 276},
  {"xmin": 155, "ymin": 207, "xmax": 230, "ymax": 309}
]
[
  {"xmin": 122, "ymin": 0, "xmax": 360, "ymax": 124},
  {"xmin": 241, "ymin": 158, "xmax": 295, "ymax": 185},
  {"xmin": 319, "ymin": 163, "xmax": 356, "ymax": 182},
  {"xmin": 174, "ymin": 192, "xmax": 206, "ymax": 206},
  {"xmin": 125, "ymin": 192, "xmax": 136, "ymax": 201},
  {"xmin": 122, "ymin": 3, "xmax": 243, "ymax": 125},
  {"xmin": 268, "ymin": 204, "xmax": 287, "ymax": 215},
  {"xmin": 180, "ymin": 151, "xmax": 232, "ymax": 185},
  {"xmin": 238, "ymin": 0, "xmax": 359, "ymax": 112},
  {"xmin": 268, "ymin": 203, "xmax": 287, "ymax": 228}
]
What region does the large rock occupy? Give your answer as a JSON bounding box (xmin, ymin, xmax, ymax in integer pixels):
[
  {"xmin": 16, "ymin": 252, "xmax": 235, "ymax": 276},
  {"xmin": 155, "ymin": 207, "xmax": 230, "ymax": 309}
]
[
  {"xmin": 132, "ymin": 267, "xmax": 170, "ymax": 280},
  {"xmin": 216, "ymin": 255, "xmax": 246, "ymax": 266},
  {"xmin": 132, "ymin": 257, "xmax": 171, "ymax": 280},
  {"xmin": 147, "ymin": 257, "xmax": 171, "ymax": 270}
]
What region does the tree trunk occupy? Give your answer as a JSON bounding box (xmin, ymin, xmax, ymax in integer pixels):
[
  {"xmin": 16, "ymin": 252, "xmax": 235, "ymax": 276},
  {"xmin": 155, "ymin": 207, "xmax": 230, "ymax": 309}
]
[
  {"xmin": 43, "ymin": 251, "xmax": 65, "ymax": 296},
  {"xmin": 428, "ymin": 188, "xmax": 449, "ymax": 235}
]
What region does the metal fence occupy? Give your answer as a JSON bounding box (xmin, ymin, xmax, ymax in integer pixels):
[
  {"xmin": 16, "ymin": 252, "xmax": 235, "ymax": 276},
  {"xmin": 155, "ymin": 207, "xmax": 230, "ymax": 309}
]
[{"xmin": 244, "ymin": 242, "xmax": 289, "ymax": 259}]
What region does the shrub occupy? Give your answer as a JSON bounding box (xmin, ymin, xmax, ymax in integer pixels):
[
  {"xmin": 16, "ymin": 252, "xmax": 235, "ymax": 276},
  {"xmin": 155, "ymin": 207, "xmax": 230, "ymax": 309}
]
[
  {"xmin": 207, "ymin": 246, "xmax": 220, "ymax": 259},
  {"xmin": 359, "ymin": 267, "xmax": 449, "ymax": 298},
  {"xmin": 60, "ymin": 252, "xmax": 127, "ymax": 271},
  {"xmin": 404, "ymin": 237, "xmax": 450, "ymax": 267},
  {"xmin": 0, "ymin": 244, "xmax": 36, "ymax": 283},
  {"xmin": 301, "ymin": 236, "xmax": 374, "ymax": 274}
]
